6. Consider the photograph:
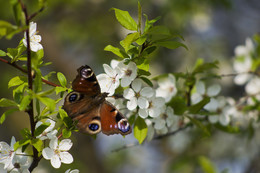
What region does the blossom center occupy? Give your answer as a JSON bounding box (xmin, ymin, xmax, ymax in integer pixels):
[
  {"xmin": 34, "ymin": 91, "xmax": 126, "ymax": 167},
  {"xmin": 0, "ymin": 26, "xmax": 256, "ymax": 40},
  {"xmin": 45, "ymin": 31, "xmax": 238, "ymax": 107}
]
[{"xmin": 125, "ymin": 69, "xmax": 132, "ymax": 76}]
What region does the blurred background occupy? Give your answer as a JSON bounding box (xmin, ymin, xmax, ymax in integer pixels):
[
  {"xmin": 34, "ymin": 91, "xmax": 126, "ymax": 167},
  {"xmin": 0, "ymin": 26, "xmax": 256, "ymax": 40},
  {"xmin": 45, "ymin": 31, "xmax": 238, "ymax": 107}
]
[{"xmin": 0, "ymin": 0, "xmax": 260, "ymax": 172}]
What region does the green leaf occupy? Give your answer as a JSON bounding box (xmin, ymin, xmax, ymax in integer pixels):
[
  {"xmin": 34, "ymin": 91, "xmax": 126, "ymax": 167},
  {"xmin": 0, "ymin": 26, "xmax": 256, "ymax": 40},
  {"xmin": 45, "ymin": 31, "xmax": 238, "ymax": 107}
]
[
  {"xmin": 0, "ymin": 98, "xmax": 18, "ymax": 107},
  {"xmin": 0, "ymin": 20, "xmax": 17, "ymax": 39},
  {"xmin": 38, "ymin": 96, "xmax": 56, "ymax": 112},
  {"xmin": 62, "ymin": 128, "xmax": 72, "ymax": 138},
  {"xmin": 6, "ymin": 48, "xmax": 18, "ymax": 59},
  {"xmin": 198, "ymin": 156, "xmax": 217, "ymax": 173},
  {"xmin": 189, "ymin": 97, "xmax": 210, "ymax": 114},
  {"xmin": 34, "ymin": 69, "xmax": 42, "ymax": 93},
  {"xmin": 138, "ymin": 1, "xmax": 142, "ymax": 32},
  {"xmin": 10, "ymin": 0, "xmax": 22, "ymax": 26},
  {"xmin": 121, "ymin": 32, "xmax": 140, "ymax": 52},
  {"xmin": 20, "ymin": 128, "xmax": 31, "ymax": 139},
  {"xmin": 37, "ymin": 88, "xmax": 56, "ymax": 97},
  {"xmin": 104, "ymin": 45, "xmax": 128, "ymax": 59},
  {"xmin": 155, "ymin": 40, "xmax": 188, "ymax": 50},
  {"xmin": 134, "ymin": 116, "xmax": 148, "ymax": 144},
  {"xmin": 0, "ymin": 50, "xmax": 6, "ymax": 56},
  {"xmin": 168, "ymin": 97, "xmax": 187, "ymax": 115},
  {"xmin": 140, "ymin": 76, "xmax": 153, "ymax": 87},
  {"xmin": 186, "ymin": 115, "xmax": 211, "ymax": 137},
  {"xmin": 8, "ymin": 76, "xmax": 27, "ymax": 88},
  {"xmin": 55, "ymin": 86, "xmax": 67, "ymax": 95},
  {"xmin": 59, "ymin": 107, "xmax": 68, "ymax": 120},
  {"xmin": 111, "ymin": 8, "xmax": 138, "ymax": 31},
  {"xmin": 31, "ymin": 138, "xmax": 43, "ymax": 152},
  {"xmin": 143, "ymin": 14, "xmax": 161, "ymax": 33},
  {"xmin": 0, "ymin": 108, "xmax": 18, "ymax": 124},
  {"xmin": 136, "ymin": 58, "xmax": 150, "ymax": 73},
  {"xmin": 14, "ymin": 139, "xmax": 30, "ymax": 151},
  {"xmin": 214, "ymin": 123, "xmax": 240, "ymax": 133},
  {"xmin": 34, "ymin": 122, "xmax": 51, "ymax": 137},
  {"xmin": 193, "ymin": 59, "xmax": 219, "ymax": 74},
  {"xmin": 19, "ymin": 95, "xmax": 32, "ymax": 111},
  {"xmin": 57, "ymin": 72, "xmax": 67, "ymax": 87}
]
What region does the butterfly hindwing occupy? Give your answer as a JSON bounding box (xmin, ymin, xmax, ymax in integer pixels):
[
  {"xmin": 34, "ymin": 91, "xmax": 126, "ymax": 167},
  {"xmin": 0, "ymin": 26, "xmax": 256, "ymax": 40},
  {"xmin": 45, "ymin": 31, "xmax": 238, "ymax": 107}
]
[{"xmin": 100, "ymin": 101, "xmax": 131, "ymax": 136}]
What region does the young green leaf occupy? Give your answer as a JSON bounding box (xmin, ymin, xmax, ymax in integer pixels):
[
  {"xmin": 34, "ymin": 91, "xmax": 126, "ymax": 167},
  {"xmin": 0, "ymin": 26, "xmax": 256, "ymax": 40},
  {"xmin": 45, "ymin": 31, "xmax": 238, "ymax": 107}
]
[
  {"xmin": 55, "ymin": 86, "xmax": 67, "ymax": 95},
  {"xmin": 134, "ymin": 116, "xmax": 148, "ymax": 144},
  {"xmin": 57, "ymin": 72, "xmax": 67, "ymax": 87},
  {"xmin": 121, "ymin": 32, "xmax": 140, "ymax": 52},
  {"xmin": 111, "ymin": 8, "xmax": 138, "ymax": 31},
  {"xmin": 31, "ymin": 138, "xmax": 43, "ymax": 152},
  {"xmin": 19, "ymin": 95, "xmax": 32, "ymax": 111},
  {"xmin": 62, "ymin": 128, "xmax": 72, "ymax": 138},
  {"xmin": 8, "ymin": 76, "xmax": 27, "ymax": 88},
  {"xmin": 38, "ymin": 96, "xmax": 56, "ymax": 112},
  {"xmin": 189, "ymin": 97, "xmax": 210, "ymax": 114},
  {"xmin": 14, "ymin": 139, "xmax": 30, "ymax": 151},
  {"xmin": 155, "ymin": 40, "xmax": 188, "ymax": 50},
  {"xmin": 0, "ymin": 50, "xmax": 6, "ymax": 56},
  {"xmin": 0, "ymin": 98, "xmax": 18, "ymax": 107},
  {"xmin": 198, "ymin": 156, "xmax": 217, "ymax": 173},
  {"xmin": 104, "ymin": 45, "xmax": 128, "ymax": 59},
  {"xmin": 34, "ymin": 123, "xmax": 51, "ymax": 137}
]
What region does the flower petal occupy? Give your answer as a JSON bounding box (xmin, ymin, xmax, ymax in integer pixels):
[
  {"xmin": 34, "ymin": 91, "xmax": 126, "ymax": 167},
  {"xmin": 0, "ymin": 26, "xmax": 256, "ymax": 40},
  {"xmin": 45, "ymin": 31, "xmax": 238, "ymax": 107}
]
[
  {"xmin": 123, "ymin": 88, "xmax": 135, "ymax": 99},
  {"xmin": 42, "ymin": 148, "xmax": 54, "ymax": 160},
  {"xmin": 127, "ymin": 98, "xmax": 137, "ymax": 110},
  {"xmin": 140, "ymin": 87, "xmax": 154, "ymax": 98},
  {"xmin": 60, "ymin": 152, "xmax": 73, "ymax": 164},
  {"xmin": 59, "ymin": 139, "xmax": 72, "ymax": 151},
  {"xmin": 51, "ymin": 155, "xmax": 61, "ymax": 169},
  {"xmin": 49, "ymin": 137, "xmax": 58, "ymax": 150},
  {"xmin": 207, "ymin": 84, "xmax": 221, "ymax": 97},
  {"xmin": 137, "ymin": 97, "xmax": 149, "ymax": 109}
]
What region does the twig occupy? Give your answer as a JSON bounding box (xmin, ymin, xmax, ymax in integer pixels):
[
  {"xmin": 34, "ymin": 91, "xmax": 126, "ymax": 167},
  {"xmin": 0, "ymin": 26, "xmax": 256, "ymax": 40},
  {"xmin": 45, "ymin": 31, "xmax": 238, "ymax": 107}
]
[
  {"xmin": 0, "ymin": 58, "xmax": 27, "ymax": 73},
  {"xmin": 0, "ymin": 57, "xmax": 59, "ymax": 87}
]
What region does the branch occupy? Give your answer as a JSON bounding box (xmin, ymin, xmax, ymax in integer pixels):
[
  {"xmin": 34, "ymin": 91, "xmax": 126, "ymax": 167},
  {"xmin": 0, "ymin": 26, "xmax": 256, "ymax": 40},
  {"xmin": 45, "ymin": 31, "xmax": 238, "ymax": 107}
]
[{"xmin": 0, "ymin": 57, "xmax": 59, "ymax": 87}]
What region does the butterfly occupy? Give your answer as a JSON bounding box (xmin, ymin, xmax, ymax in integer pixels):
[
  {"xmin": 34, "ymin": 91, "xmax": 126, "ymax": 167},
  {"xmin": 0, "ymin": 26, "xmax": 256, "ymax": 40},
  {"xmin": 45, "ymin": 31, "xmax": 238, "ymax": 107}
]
[{"xmin": 63, "ymin": 65, "xmax": 131, "ymax": 136}]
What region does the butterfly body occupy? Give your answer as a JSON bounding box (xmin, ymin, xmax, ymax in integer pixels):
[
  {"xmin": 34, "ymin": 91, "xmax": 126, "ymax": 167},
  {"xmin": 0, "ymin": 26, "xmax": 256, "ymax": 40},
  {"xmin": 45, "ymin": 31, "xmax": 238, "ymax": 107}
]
[{"xmin": 63, "ymin": 65, "xmax": 131, "ymax": 136}]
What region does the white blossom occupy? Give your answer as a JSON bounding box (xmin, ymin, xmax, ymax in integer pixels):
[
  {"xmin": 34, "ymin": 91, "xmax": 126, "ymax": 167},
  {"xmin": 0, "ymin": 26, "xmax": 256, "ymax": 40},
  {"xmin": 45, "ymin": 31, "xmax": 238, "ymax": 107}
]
[
  {"xmin": 23, "ymin": 22, "xmax": 43, "ymax": 52},
  {"xmin": 191, "ymin": 81, "xmax": 221, "ymax": 104},
  {"xmin": 116, "ymin": 61, "xmax": 137, "ymax": 87},
  {"xmin": 156, "ymin": 74, "xmax": 177, "ymax": 102},
  {"xmin": 42, "ymin": 137, "xmax": 73, "ymax": 169},
  {"xmin": 97, "ymin": 64, "xmax": 121, "ymax": 96},
  {"xmin": 35, "ymin": 119, "xmax": 57, "ymax": 140},
  {"xmin": 0, "ymin": 136, "xmax": 16, "ymax": 169},
  {"xmin": 139, "ymin": 96, "xmax": 165, "ymax": 118},
  {"xmin": 123, "ymin": 78, "xmax": 154, "ymax": 111}
]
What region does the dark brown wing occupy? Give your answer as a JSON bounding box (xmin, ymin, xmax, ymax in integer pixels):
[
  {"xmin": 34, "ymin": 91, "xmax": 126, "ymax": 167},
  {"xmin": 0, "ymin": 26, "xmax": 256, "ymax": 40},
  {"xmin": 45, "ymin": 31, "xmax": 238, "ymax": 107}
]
[
  {"xmin": 72, "ymin": 65, "xmax": 101, "ymax": 96},
  {"xmin": 100, "ymin": 101, "xmax": 132, "ymax": 136}
]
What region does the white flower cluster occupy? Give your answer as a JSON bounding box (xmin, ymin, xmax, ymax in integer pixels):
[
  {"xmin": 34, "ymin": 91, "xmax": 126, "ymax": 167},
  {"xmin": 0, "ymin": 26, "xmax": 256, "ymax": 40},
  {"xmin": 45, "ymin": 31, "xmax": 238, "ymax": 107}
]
[
  {"xmin": 97, "ymin": 60, "xmax": 179, "ymax": 138},
  {"xmin": 36, "ymin": 119, "xmax": 74, "ymax": 169},
  {"xmin": 0, "ymin": 137, "xmax": 30, "ymax": 173},
  {"xmin": 233, "ymin": 38, "xmax": 260, "ymax": 95},
  {"xmin": 0, "ymin": 119, "xmax": 75, "ymax": 172}
]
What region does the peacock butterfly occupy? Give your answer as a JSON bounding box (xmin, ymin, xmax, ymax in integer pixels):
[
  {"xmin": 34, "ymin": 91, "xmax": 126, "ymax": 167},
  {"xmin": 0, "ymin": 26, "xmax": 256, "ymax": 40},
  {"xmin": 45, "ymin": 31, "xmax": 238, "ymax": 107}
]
[{"xmin": 63, "ymin": 65, "xmax": 131, "ymax": 136}]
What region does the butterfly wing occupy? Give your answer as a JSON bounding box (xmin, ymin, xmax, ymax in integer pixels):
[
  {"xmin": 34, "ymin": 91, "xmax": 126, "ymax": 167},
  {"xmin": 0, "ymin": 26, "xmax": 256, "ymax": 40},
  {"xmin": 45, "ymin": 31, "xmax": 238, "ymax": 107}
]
[
  {"xmin": 63, "ymin": 65, "xmax": 132, "ymax": 136},
  {"xmin": 100, "ymin": 101, "xmax": 132, "ymax": 136},
  {"xmin": 72, "ymin": 65, "xmax": 101, "ymax": 96}
]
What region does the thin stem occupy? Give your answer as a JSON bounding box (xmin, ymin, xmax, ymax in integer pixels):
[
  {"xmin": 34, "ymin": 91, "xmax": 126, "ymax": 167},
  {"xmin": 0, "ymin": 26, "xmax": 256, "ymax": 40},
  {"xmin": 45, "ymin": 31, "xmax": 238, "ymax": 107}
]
[
  {"xmin": 18, "ymin": 0, "xmax": 39, "ymax": 172},
  {"xmin": 0, "ymin": 57, "xmax": 59, "ymax": 87}
]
